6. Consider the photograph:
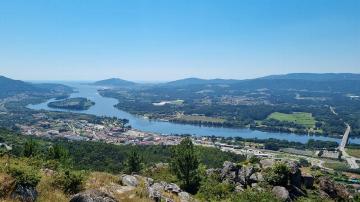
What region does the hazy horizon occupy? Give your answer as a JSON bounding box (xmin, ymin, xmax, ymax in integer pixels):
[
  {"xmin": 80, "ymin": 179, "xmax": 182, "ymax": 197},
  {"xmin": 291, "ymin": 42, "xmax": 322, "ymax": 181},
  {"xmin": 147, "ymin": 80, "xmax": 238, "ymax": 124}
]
[{"xmin": 1, "ymin": 0, "xmax": 359, "ymax": 81}]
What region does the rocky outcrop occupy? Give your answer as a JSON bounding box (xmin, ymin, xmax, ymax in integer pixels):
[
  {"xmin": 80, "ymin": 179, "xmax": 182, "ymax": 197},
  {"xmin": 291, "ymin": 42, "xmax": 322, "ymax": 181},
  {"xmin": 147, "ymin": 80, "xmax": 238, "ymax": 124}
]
[
  {"xmin": 121, "ymin": 175, "xmax": 139, "ymax": 187},
  {"xmin": 11, "ymin": 185, "xmax": 37, "ymax": 202},
  {"xmin": 272, "ymin": 186, "xmax": 290, "ymax": 202},
  {"xmin": 119, "ymin": 175, "xmax": 193, "ymax": 202},
  {"xmin": 70, "ymin": 189, "xmax": 117, "ymax": 202},
  {"xmin": 319, "ymin": 177, "xmax": 350, "ymax": 200}
]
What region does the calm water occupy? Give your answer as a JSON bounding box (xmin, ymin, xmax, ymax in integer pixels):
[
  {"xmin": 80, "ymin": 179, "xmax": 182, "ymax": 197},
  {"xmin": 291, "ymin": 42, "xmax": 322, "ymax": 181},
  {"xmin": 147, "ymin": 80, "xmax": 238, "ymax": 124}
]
[{"xmin": 27, "ymin": 82, "xmax": 360, "ymax": 144}]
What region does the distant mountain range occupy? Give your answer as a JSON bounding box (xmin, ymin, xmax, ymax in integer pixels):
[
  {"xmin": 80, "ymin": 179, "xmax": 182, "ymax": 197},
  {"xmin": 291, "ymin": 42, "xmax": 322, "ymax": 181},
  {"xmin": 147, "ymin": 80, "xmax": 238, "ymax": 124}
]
[
  {"xmin": 91, "ymin": 73, "xmax": 360, "ymax": 93},
  {"xmin": 2, "ymin": 73, "xmax": 360, "ymax": 97}
]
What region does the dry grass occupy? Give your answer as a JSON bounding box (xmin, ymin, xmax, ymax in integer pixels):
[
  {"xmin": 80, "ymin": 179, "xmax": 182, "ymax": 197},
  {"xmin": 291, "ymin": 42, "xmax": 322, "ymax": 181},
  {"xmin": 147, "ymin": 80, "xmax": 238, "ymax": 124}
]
[
  {"xmin": 36, "ymin": 174, "xmax": 68, "ymax": 202},
  {"xmin": 84, "ymin": 172, "xmax": 120, "ymax": 190}
]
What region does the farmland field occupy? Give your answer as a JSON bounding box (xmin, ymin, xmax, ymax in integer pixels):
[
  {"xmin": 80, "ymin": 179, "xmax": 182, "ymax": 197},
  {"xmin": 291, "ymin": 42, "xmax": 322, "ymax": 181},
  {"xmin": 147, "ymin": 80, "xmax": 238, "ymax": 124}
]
[{"xmin": 267, "ymin": 112, "xmax": 316, "ymax": 128}]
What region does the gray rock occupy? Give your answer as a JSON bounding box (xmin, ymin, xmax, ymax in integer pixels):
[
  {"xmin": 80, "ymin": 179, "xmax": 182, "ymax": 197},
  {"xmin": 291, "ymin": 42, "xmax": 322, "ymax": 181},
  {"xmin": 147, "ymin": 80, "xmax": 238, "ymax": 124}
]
[
  {"xmin": 221, "ymin": 161, "xmax": 241, "ymax": 184},
  {"xmin": 121, "ymin": 175, "xmax": 139, "ymax": 187},
  {"xmin": 148, "ymin": 186, "xmax": 162, "ymax": 202},
  {"xmin": 222, "ymin": 161, "xmax": 238, "ymax": 172},
  {"xmin": 165, "ymin": 183, "xmax": 181, "ymax": 193},
  {"xmin": 178, "ymin": 191, "xmax": 191, "ymax": 202},
  {"xmin": 69, "ymin": 189, "xmax": 117, "ymax": 202},
  {"xmin": 149, "ymin": 182, "xmax": 165, "ymax": 193},
  {"xmin": 249, "ymin": 172, "xmax": 264, "ymax": 182},
  {"xmin": 260, "ymin": 159, "xmax": 275, "ymax": 169},
  {"xmin": 238, "ymin": 165, "xmax": 256, "ymax": 187},
  {"xmin": 11, "ymin": 185, "xmax": 37, "ymax": 202},
  {"xmin": 288, "ymin": 161, "xmax": 302, "ymax": 187},
  {"xmin": 272, "ymin": 186, "xmax": 290, "ymax": 202},
  {"xmin": 301, "ymin": 174, "xmax": 314, "ymax": 189}
]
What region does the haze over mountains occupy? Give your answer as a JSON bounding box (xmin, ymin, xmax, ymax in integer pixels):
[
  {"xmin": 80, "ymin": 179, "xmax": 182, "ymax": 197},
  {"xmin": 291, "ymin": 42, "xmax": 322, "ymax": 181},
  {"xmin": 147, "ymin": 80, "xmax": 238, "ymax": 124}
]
[
  {"xmin": 2, "ymin": 73, "xmax": 360, "ymax": 97},
  {"xmin": 91, "ymin": 73, "xmax": 360, "ymax": 93}
]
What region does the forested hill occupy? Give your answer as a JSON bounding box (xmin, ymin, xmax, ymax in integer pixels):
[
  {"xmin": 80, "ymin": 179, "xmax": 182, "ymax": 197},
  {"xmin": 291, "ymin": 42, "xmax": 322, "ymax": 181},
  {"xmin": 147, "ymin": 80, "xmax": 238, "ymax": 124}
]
[{"xmin": 0, "ymin": 75, "xmax": 73, "ymax": 98}]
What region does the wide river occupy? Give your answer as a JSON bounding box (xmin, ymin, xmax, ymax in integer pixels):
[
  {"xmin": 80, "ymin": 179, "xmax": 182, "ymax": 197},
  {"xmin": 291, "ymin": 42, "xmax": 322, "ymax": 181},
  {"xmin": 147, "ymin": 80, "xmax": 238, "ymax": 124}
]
[{"xmin": 28, "ymin": 82, "xmax": 360, "ymax": 144}]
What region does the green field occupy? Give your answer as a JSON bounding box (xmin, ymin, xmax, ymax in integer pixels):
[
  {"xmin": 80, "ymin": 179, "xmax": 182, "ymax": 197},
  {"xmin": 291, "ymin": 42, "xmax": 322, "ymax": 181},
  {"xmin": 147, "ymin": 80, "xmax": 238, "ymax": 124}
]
[
  {"xmin": 346, "ymin": 148, "xmax": 360, "ymax": 158},
  {"xmin": 267, "ymin": 112, "xmax": 316, "ymax": 128}
]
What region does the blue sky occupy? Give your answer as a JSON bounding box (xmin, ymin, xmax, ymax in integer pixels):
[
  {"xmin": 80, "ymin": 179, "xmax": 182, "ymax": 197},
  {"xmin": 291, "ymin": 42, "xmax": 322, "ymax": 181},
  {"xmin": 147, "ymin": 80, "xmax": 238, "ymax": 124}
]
[{"xmin": 0, "ymin": 0, "xmax": 359, "ymax": 81}]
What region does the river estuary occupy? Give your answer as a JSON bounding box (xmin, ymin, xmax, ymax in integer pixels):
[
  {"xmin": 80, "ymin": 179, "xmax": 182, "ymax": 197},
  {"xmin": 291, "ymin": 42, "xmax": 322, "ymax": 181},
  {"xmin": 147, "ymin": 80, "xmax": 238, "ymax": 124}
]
[{"xmin": 27, "ymin": 82, "xmax": 360, "ymax": 144}]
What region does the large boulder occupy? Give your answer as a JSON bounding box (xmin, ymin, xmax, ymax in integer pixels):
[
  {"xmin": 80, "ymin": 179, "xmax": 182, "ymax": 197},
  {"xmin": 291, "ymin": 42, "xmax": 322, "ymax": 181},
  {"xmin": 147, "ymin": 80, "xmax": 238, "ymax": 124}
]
[
  {"xmin": 70, "ymin": 189, "xmax": 117, "ymax": 202},
  {"xmin": 301, "ymin": 174, "xmax": 314, "ymax": 189},
  {"xmin": 260, "ymin": 159, "xmax": 275, "ymax": 169},
  {"xmin": 11, "ymin": 185, "xmax": 37, "ymax": 202},
  {"xmin": 272, "ymin": 186, "xmax": 290, "ymax": 202},
  {"xmin": 121, "ymin": 175, "xmax": 139, "ymax": 187},
  {"xmin": 288, "ymin": 161, "xmax": 301, "ymax": 188}
]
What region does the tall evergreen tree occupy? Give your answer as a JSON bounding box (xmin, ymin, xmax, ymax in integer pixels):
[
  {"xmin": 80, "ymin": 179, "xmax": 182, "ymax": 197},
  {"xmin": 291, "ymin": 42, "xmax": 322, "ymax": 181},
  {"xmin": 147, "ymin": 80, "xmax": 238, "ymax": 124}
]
[
  {"xmin": 125, "ymin": 149, "xmax": 142, "ymax": 174},
  {"xmin": 23, "ymin": 139, "xmax": 39, "ymax": 157},
  {"xmin": 170, "ymin": 137, "xmax": 200, "ymax": 193}
]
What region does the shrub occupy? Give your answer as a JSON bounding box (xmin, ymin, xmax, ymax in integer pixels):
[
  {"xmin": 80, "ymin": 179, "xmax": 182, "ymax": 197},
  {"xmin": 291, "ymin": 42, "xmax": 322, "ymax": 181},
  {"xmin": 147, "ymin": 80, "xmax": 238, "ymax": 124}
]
[
  {"xmin": 23, "ymin": 139, "xmax": 39, "ymax": 157},
  {"xmin": 53, "ymin": 169, "xmax": 86, "ymax": 194},
  {"xmin": 8, "ymin": 164, "xmax": 41, "ymax": 187},
  {"xmin": 264, "ymin": 162, "xmax": 290, "ymax": 186},
  {"xmin": 125, "ymin": 150, "xmax": 143, "ymax": 174},
  {"xmin": 197, "ymin": 173, "xmax": 234, "ymax": 201}
]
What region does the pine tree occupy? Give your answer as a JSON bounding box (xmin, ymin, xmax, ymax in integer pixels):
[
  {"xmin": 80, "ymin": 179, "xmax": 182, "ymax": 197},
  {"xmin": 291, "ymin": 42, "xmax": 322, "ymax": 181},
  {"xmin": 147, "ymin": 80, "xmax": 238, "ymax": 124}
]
[
  {"xmin": 125, "ymin": 150, "xmax": 142, "ymax": 174},
  {"xmin": 170, "ymin": 137, "xmax": 200, "ymax": 193}
]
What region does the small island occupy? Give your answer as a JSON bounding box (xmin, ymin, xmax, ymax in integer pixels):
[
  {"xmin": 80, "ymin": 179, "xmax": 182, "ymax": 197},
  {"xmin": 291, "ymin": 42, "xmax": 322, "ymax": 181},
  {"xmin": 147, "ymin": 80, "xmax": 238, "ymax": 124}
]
[{"xmin": 48, "ymin": 97, "xmax": 95, "ymax": 110}]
